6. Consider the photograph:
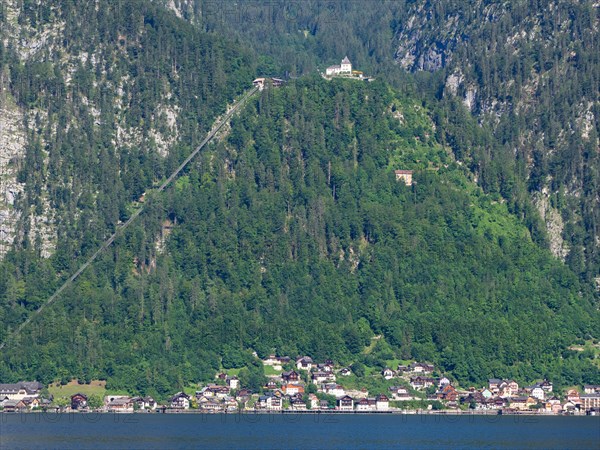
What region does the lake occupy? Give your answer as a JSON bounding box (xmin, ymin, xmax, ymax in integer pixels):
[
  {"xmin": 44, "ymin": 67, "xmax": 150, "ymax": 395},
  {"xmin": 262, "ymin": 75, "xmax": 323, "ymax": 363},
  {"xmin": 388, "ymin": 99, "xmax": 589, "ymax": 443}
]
[{"xmin": 1, "ymin": 413, "xmax": 599, "ymax": 449}]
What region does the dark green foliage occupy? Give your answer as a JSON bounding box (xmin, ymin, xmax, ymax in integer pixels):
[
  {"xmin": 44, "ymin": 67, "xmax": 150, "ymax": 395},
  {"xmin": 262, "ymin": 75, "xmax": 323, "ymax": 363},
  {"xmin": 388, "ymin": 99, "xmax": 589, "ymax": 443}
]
[
  {"xmin": 0, "ymin": 1, "xmax": 598, "ymax": 397},
  {"xmin": 2, "ymin": 76, "xmax": 598, "ymax": 394}
]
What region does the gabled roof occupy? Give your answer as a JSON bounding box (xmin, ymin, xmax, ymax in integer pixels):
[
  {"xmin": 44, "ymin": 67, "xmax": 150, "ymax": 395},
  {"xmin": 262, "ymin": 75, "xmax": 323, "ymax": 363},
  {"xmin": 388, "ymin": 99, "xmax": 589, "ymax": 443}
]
[{"xmin": 341, "ymin": 56, "xmax": 351, "ymax": 64}]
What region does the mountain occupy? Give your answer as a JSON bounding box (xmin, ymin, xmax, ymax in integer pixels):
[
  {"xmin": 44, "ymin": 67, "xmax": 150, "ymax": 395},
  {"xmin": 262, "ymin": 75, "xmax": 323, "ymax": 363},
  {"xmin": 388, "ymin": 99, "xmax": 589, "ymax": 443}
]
[
  {"xmin": 166, "ymin": 0, "xmax": 599, "ymax": 283},
  {"xmin": 0, "ymin": 1, "xmax": 598, "ymax": 397}
]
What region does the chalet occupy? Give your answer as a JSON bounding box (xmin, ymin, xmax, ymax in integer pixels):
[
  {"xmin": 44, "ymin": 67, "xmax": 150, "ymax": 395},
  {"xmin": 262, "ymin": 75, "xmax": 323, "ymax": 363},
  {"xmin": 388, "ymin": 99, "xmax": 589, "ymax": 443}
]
[
  {"xmin": 132, "ymin": 396, "xmax": 157, "ymax": 410},
  {"xmin": 71, "ymin": 393, "xmax": 88, "ymax": 410},
  {"xmin": 461, "ymin": 392, "xmax": 487, "ymax": 410},
  {"xmin": 236, "ymin": 389, "xmax": 252, "ymax": 405},
  {"xmin": 290, "ymin": 397, "xmax": 307, "ymax": 410},
  {"xmin": 317, "ymin": 362, "xmax": 334, "ymax": 373},
  {"xmin": 282, "ymin": 370, "xmax": 300, "ymax": 382},
  {"xmin": 337, "ymin": 395, "xmax": 354, "ymax": 411},
  {"xmin": 296, "ymin": 356, "xmax": 313, "ymax": 371},
  {"xmin": 216, "ymin": 372, "xmax": 227, "ymax": 380},
  {"xmin": 409, "ymin": 362, "xmax": 434, "ymax": 374},
  {"xmin": 340, "ymin": 368, "xmax": 352, "ymax": 376},
  {"xmin": 545, "ymin": 397, "xmax": 562, "ymax": 414},
  {"xmin": 200, "ymin": 400, "xmax": 222, "ymax": 412},
  {"xmin": 539, "ymin": 380, "xmax": 553, "ymax": 393},
  {"xmin": 389, "ymin": 386, "xmax": 413, "ymax": 401},
  {"xmin": 437, "ymin": 385, "xmax": 458, "ymax": 402},
  {"xmin": 356, "ymin": 398, "xmax": 377, "ymax": 412},
  {"xmin": 394, "ymin": 170, "xmax": 414, "ymax": 186},
  {"xmin": 488, "ymin": 379, "xmax": 502, "ymax": 393},
  {"xmin": 277, "ymin": 356, "xmax": 291, "ymax": 365},
  {"xmin": 498, "ymin": 380, "xmax": 519, "ymax": 398},
  {"xmin": 382, "ymin": 368, "xmax": 395, "ymax": 380},
  {"xmin": 396, "ymin": 365, "xmax": 408, "ymax": 374},
  {"xmin": 325, "ymin": 57, "xmax": 352, "ymax": 76},
  {"xmin": 312, "ymin": 371, "xmax": 334, "ymax": 385},
  {"xmin": 492, "ymin": 396, "xmax": 508, "ymax": 410},
  {"xmin": 203, "ymin": 384, "xmax": 230, "ymax": 398},
  {"xmin": 257, "ymin": 393, "xmax": 282, "ymax": 411},
  {"xmin": 376, "ymin": 394, "xmax": 389, "ymax": 411},
  {"xmin": 1, "ymin": 399, "xmax": 27, "ymax": 412},
  {"xmin": 170, "ymin": 392, "xmax": 190, "ymax": 410},
  {"xmin": 410, "ymin": 376, "xmax": 435, "ymax": 390},
  {"xmin": 0, "ymin": 381, "xmax": 43, "ymax": 401},
  {"xmin": 22, "ymin": 397, "xmax": 40, "ymax": 410},
  {"xmin": 282, "ymin": 384, "xmax": 304, "ymax": 396},
  {"xmin": 584, "ymin": 385, "xmax": 600, "ymax": 394},
  {"xmin": 581, "ymin": 393, "xmax": 600, "ymax": 412}
]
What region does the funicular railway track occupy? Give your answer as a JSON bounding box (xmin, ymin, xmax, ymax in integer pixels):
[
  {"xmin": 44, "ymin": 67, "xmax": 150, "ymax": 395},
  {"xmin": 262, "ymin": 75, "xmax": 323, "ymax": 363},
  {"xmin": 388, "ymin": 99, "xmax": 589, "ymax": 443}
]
[{"xmin": 0, "ymin": 85, "xmax": 259, "ymax": 351}]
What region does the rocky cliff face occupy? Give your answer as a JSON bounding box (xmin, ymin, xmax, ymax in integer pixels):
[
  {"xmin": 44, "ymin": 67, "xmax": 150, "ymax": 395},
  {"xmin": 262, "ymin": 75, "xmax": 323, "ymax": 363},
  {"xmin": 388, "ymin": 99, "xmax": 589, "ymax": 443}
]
[
  {"xmin": 0, "ymin": 0, "xmax": 56, "ymax": 258},
  {"xmin": 393, "ymin": 1, "xmax": 599, "ymax": 274},
  {"xmin": 0, "ymin": 92, "xmax": 26, "ymax": 258}
]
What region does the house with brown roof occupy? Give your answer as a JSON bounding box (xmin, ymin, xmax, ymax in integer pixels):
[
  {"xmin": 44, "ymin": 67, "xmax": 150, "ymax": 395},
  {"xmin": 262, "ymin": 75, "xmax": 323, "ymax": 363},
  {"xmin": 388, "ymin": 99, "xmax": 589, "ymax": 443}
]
[
  {"xmin": 296, "ymin": 356, "xmax": 313, "ymax": 371},
  {"xmin": 282, "ymin": 370, "xmax": 300, "ymax": 382},
  {"xmin": 282, "ymin": 383, "xmax": 304, "ymax": 396},
  {"xmin": 170, "ymin": 392, "xmax": 190, "ymax": 410},
  {"xmin": 70, "ymin": 393, "xmax": 88, "ymax": 410},
  {"xmin": 410, "ymin": 376, "xmax": 435, "ymax": 390},
  {"xmin": 337, "ymin": 395, "xmax": 354, "ymax": 411},
  {"xmin": 376, "ymin": 394, "xmax": 390, "ymax": 411}
]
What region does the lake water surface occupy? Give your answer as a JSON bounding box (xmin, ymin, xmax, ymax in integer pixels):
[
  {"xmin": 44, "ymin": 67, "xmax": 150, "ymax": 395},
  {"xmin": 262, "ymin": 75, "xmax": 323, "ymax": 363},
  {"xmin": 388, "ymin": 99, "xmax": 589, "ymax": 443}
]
[{"xmin": 1, "ymin": 413, "xmax": 599, "ymax": 449}]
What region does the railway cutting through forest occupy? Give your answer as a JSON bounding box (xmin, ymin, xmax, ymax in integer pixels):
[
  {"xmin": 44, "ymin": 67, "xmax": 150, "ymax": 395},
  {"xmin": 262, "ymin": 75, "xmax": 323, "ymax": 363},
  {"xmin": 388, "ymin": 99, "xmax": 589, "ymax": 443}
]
[{"xmin": 0, "ymin": 85, "xmax": 260, "ymax": 351}]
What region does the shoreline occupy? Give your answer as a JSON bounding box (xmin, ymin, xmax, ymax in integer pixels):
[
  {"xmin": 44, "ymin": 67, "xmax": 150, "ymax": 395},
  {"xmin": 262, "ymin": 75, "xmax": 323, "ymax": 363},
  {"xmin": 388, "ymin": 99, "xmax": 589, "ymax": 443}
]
[{"xmin": 1, "ymin": 409, "xmax": 591, "ymax": 417}]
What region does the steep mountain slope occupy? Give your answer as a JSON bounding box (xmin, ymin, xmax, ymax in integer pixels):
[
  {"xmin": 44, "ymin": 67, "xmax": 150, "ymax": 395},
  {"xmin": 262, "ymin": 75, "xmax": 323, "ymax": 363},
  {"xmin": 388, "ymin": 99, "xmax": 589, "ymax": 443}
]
[
  {"xmin": 2, "ymin": 74, "xmax": 598, "ymax": 394},
  {"xmin": 170, "ymin": 0, "xmax": 599, "ymax": 285},
  {"xmin": 393, "ymin": 0, "xmax": 600, "ymax": 283},
  {"xmin": 0, "ymin": 1, "xmax": 598, "ymax": 396}
]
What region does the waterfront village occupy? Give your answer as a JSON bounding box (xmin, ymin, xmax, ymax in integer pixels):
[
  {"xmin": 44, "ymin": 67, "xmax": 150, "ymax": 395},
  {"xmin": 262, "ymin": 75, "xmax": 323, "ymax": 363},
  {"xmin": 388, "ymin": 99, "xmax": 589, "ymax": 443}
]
[{"xmin": 2, "ymin": 355, "xmax": 600, "ymax": 415}]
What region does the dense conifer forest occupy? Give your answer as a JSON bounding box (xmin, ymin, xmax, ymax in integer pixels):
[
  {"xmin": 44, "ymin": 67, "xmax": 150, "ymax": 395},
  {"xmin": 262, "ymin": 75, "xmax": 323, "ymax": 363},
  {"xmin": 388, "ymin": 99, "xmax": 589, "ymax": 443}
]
[{"xmin": 0, "ymin": 1, "xmax": 598, "ymax": 398}]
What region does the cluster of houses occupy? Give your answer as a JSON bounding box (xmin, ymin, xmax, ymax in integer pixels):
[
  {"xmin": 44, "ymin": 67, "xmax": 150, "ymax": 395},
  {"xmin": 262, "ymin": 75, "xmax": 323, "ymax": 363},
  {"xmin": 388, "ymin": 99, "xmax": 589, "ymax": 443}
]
[
  {"xmin": 3, "ymin": 364, "xmax": 600, "ymax": 415},
  {"xmin": 0, "ymin": 381, "xmax": 50, "ymax": 412}
]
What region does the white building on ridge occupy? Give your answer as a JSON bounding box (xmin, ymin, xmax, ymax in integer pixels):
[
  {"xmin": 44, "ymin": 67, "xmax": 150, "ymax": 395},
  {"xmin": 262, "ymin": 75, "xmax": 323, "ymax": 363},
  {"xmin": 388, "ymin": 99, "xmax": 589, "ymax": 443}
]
[{"xmin": 326, "ymin": 57, "xmax": 352, "ymax": 76}]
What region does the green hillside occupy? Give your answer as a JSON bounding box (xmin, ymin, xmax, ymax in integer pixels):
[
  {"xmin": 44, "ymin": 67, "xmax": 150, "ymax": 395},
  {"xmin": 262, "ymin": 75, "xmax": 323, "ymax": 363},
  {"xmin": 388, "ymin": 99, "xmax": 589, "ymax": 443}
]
[
  {"xmin": 1, "ymin": 75, "xmax": 598, "ymax": 396},
  {"xmin": 0, "ymin": 1, "xmax": 598, "ymax": 398}
]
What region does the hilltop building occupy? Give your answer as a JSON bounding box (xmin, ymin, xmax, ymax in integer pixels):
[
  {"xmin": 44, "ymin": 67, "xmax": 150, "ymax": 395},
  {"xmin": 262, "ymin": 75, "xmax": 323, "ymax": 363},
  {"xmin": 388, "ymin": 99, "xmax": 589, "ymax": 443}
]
[{"xmin": 326, "ymin": 57, "xmax": 352, "ymax": 76}]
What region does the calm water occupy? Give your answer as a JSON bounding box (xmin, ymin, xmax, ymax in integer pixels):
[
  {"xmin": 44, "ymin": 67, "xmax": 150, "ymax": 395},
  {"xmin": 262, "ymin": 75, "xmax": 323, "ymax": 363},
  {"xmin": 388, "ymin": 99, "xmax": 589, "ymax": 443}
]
[{"xmin": 1, "ymin": 413, "xmax": 599, "ymax": 449}]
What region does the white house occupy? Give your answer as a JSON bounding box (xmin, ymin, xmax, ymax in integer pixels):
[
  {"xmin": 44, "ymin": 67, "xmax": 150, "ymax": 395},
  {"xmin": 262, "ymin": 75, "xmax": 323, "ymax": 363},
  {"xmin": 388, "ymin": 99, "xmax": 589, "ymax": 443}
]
[
  {"xmin": 323, "ymin": 383, "xmax": 345, "ymax": 398},
  {"xmin": 296, "ymin": 356, "xmax": 313, "ymax": 371},
  {"xmin": 325, "ymin": 57, "xmax": 352, "ymax": 76},
  {"xmin": 0, "ymin": 382, "xmax": 43, "ymax": 401},
  {"xmin": 530, "ymin": 386, "xmax": 545, "ymax": 401},
  {"xmin": 337, "ymin": 395, "xmax": 354, "ymax": 411},
  {"xmin": 170, "ymin": 392, "xmax": 190, "ymax": 410},
  {"xmin": 382, "ymin": 368, "xmax": 395, "ymax": 380},
  {"xmin": 376, "ymin": 394, "xmax": 390, "ymax": 411},
  {"xmin": 227, "ymin": 376, "xmax": 239, "ymax": 390}
]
